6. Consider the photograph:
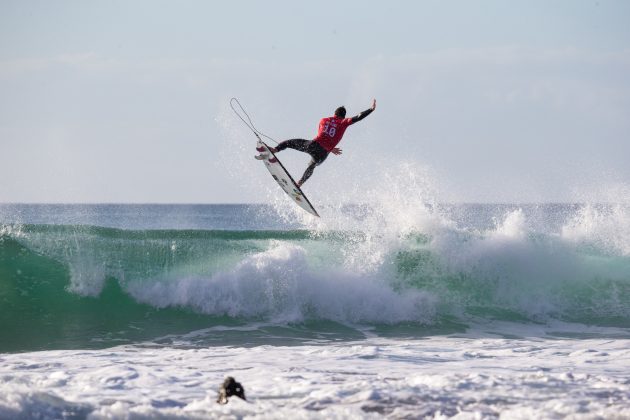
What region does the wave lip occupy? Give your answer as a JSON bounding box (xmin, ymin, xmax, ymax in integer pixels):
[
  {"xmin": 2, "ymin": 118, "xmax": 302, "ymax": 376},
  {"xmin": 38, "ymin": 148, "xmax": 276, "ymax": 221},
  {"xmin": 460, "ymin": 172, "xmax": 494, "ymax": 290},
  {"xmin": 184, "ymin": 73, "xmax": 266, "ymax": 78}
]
[
  {"xmin": 128, "ymin": 240, "xmax": 438, "ymax": 324},
  {"xmin": 561, "ymin": 203, "xmax": 630, "ymax": 256}
]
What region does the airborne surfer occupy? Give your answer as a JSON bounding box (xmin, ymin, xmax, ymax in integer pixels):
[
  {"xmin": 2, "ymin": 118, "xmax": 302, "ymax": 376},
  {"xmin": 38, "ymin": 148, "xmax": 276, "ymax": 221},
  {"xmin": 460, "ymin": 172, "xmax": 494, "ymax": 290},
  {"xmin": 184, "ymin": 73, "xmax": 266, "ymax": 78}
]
[{"xmin": 258, "ymin": 99, "xmax": 376, "ymax": 187}]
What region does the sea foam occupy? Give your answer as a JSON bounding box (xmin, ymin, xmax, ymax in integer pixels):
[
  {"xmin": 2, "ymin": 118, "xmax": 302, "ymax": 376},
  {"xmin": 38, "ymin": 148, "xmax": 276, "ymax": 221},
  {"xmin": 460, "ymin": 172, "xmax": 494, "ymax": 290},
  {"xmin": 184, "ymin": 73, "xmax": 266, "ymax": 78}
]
[{"xmin": 127, "ymin": 240, "xmax": 437, "ymax": 324}]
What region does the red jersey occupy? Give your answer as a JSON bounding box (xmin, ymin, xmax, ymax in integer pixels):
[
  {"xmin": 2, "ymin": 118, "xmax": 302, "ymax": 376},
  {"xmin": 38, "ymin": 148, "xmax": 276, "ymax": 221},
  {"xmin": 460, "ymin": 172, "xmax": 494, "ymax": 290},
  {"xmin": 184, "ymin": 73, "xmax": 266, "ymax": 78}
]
[{"xmin": 313, "ymin": 116, "xmax": 354, "ymax": 152}]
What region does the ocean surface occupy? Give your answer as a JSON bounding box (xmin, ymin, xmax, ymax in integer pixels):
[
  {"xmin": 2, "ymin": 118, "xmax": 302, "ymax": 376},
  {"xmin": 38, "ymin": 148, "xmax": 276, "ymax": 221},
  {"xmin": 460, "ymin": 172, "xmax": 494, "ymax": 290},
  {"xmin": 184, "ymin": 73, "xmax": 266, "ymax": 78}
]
[{"xmin": 1, "ymin": 203, "xmax": 629, "ymax": 419}]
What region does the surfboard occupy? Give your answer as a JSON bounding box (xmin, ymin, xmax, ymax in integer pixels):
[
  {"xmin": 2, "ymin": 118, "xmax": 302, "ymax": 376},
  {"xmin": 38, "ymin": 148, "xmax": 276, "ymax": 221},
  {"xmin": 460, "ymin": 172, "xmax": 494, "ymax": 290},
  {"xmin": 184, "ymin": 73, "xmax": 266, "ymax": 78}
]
[{"xmin": 255, "ymin": 139, "xmax": 320, "ymax": 217}]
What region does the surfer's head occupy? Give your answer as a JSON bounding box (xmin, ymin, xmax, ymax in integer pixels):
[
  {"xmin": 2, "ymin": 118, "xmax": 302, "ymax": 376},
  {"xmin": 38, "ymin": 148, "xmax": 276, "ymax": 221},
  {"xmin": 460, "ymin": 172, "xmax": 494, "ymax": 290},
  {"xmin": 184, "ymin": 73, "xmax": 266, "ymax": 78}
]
[{"xmin": 334, "ymin": 106, "xmax": 346, "ymax": 118}]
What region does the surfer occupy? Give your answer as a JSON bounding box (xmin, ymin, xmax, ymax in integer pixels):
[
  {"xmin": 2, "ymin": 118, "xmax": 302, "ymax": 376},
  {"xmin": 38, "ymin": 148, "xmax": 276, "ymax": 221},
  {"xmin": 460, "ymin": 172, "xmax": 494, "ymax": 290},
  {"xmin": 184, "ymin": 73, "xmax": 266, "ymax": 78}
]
[{"xmin": 266, "ymin": 99, "xmax": 376, "ymax": 187}]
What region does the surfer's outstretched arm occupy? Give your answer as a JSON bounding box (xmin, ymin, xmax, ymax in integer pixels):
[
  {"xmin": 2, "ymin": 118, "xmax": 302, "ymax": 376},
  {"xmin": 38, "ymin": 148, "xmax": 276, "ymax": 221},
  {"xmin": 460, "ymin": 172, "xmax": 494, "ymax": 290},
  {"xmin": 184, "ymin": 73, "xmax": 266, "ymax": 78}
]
[{"xmin": 350, "ymin": 99, "xmax": 376, "ymax": 124}]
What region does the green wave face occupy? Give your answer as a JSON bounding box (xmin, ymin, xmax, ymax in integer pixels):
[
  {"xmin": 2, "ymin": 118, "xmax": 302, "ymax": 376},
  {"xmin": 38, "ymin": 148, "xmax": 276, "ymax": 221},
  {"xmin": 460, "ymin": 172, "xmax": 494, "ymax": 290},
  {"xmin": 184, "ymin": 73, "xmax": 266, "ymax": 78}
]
[
  {"xmin": 0, "ymin": 233, "xmax": 234, "ymax": 352},
  {"xmin": 0, "ymin": 226, "xmax": 370, "ymax": 352},
  {"xmin": 1, "ymin": 224, "xmax": 629, "ymax": 352}
]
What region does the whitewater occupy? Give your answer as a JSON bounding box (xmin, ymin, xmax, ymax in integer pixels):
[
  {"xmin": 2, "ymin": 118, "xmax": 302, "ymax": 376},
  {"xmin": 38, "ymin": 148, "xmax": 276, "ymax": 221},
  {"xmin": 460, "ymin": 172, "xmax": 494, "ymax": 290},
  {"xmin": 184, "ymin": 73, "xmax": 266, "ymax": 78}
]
[{"xmin": 1, "ymin": 197, "xmax": 629, "ymax": 419}]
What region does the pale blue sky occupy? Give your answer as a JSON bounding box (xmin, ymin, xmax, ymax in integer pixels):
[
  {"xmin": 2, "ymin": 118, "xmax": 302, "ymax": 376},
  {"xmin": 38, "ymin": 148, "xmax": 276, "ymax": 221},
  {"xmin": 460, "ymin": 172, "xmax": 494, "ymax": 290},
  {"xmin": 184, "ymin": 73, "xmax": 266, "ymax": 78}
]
[{"xmin": 1, "ymin": 0, "xmax": 629, "ymax": 203}]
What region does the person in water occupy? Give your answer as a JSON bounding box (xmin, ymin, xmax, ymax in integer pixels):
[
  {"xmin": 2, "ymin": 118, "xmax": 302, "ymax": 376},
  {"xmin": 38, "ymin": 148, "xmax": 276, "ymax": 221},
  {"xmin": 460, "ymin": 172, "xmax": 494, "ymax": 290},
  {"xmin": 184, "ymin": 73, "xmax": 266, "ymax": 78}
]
[{"xmin": 266, "ymin": 99, "xmax": 376, "ymax": 187}]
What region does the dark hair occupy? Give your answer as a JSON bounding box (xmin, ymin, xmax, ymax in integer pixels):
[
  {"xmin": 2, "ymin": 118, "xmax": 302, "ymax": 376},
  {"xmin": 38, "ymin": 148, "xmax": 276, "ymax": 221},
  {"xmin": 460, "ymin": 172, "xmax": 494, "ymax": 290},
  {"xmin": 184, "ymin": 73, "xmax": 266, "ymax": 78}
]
[{"xmin": 334, "ymin": 106, "xmax": 346, "ymax": 118}]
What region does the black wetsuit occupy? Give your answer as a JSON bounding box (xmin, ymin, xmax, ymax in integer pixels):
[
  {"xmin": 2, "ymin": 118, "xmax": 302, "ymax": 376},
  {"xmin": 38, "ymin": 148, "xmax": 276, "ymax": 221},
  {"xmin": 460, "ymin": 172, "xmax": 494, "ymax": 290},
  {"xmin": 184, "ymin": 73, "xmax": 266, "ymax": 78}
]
[{"xmin": 275, "ymin": 107, "xmax": 373, "ymax": 185}]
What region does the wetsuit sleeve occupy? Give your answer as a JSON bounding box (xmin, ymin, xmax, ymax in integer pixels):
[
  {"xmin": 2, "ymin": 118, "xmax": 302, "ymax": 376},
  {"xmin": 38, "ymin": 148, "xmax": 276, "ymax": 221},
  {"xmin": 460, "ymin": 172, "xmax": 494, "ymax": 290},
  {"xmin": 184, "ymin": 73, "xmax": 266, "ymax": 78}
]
[{"xmin": 350, "ymin": 108, "xmax": 374, "ymax": 124}]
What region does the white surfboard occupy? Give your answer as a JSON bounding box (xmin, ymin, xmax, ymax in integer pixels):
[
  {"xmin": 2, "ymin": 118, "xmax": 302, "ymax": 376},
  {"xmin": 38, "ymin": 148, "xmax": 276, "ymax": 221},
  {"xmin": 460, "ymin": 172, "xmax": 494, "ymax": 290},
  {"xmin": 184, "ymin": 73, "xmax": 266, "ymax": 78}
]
[{"xmin": 256, "ymin": 140, "xmax": 320, "ymax": 217}]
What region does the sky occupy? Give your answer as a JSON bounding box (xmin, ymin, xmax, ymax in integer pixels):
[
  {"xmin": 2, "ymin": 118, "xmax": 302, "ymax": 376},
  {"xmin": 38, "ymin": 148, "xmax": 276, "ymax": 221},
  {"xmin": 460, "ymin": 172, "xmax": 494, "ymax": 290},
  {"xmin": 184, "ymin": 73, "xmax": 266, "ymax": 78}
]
[{"xmin": 1, "ymin": 0, "xmax": 629, "ymax": 203}]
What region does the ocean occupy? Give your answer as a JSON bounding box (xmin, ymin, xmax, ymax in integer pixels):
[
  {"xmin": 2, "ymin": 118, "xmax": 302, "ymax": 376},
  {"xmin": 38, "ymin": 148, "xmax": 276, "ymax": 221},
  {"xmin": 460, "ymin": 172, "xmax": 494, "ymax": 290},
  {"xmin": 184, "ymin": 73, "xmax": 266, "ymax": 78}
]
[{"xmin": 1, "ymin": 203, "xmax": 629, "ymax": 419}]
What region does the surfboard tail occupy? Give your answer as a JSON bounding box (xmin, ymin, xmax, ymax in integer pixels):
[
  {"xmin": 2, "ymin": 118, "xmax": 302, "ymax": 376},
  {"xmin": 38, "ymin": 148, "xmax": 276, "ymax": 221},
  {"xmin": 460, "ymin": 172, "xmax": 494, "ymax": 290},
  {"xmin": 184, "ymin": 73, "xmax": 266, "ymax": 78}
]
[{"xmin": 255, "ymin": 140, "xmax": 319, "ymax": 217}]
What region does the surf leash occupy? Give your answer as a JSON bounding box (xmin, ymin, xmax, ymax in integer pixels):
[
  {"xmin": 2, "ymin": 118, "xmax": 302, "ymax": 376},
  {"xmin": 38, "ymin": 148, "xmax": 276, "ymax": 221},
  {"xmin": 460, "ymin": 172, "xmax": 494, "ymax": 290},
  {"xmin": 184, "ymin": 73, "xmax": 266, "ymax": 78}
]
[{"xmin": 229, "ymin": 97, "xmax": 279, "ymax": 145}]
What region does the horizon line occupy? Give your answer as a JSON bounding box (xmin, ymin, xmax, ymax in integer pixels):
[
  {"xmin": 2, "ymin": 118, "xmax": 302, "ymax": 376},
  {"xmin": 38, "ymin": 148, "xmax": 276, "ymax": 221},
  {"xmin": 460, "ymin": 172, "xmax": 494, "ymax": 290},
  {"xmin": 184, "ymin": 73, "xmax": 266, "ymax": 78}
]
[{"xmin": 0, "ymin": 201, "xmax": 619, "ymax": 206}]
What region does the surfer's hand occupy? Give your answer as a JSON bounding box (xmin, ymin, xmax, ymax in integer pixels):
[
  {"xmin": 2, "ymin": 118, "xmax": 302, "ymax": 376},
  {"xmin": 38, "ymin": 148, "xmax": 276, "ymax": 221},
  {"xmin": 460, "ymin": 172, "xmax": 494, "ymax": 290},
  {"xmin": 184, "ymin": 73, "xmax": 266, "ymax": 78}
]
[
  {"xmin": 371, "ymin": 99, "xmax": 376, "ymax": 110},
  {"xmin": 331, "ymin": 148, "xmax": 342, "ymax": 155}
]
